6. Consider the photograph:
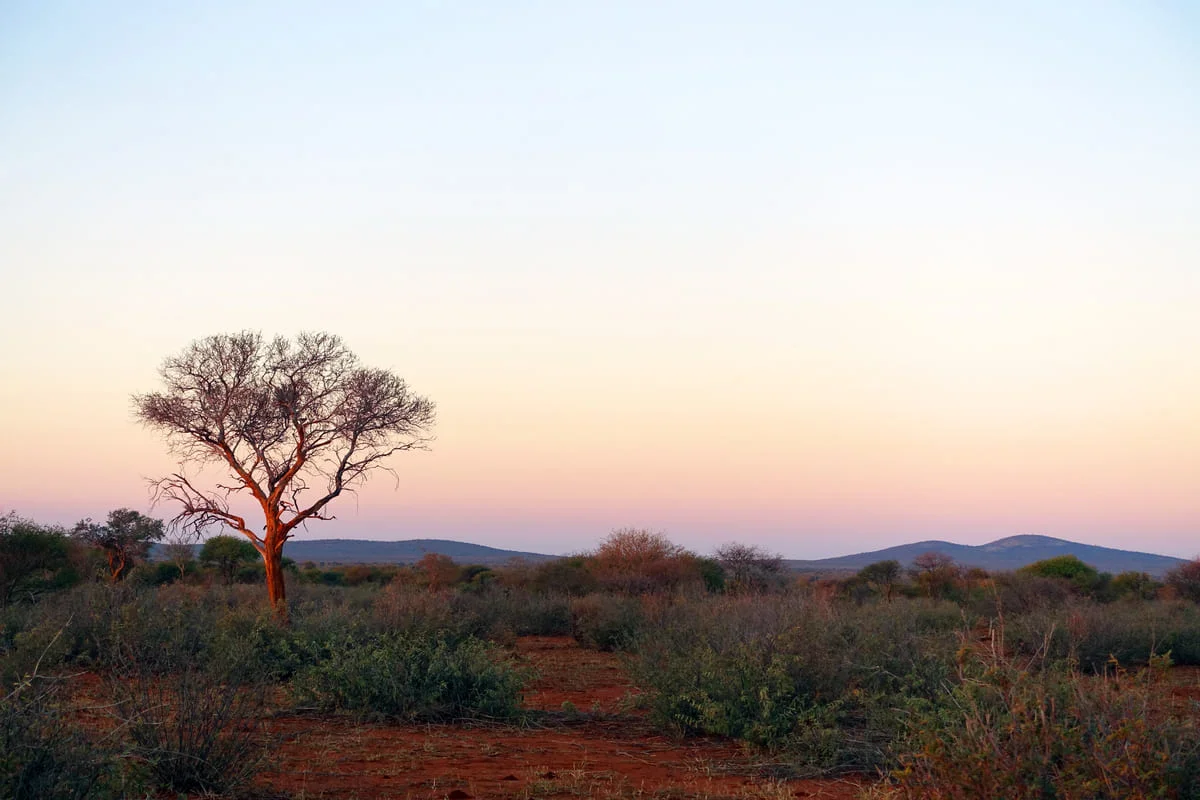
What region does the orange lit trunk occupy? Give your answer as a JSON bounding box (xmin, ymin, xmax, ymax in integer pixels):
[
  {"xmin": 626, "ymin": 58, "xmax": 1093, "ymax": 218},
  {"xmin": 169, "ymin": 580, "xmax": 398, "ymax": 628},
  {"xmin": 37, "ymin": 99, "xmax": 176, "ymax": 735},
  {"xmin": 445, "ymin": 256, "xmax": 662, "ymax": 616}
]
[
  {"xmin": 262, "ymin": 519, "xmax": 289, "ymax": 623},
  {"xmin": 106, "ymin": 550, "xmax": 128, "ymax": 583}
]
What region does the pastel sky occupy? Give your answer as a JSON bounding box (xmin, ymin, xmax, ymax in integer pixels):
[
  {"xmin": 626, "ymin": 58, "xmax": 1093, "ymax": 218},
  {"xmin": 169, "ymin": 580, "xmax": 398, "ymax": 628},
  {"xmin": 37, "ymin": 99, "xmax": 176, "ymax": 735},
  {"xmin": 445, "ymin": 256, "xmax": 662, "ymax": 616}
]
[{"xmin": 2, "ymin": 2, "xmax": 1198, "ymax": 559}]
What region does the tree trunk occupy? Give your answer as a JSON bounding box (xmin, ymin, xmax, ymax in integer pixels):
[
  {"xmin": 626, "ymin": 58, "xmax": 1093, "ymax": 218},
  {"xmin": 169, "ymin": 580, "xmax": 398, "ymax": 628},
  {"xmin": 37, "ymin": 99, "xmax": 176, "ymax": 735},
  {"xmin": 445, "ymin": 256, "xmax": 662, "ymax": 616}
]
[
  {"xmin": 263, "ymin": 540, "xmax": 288, "ymax": 623},
  {"xmin": 106, "ymin": 550, "xmax": 127, "ymax": 583}
]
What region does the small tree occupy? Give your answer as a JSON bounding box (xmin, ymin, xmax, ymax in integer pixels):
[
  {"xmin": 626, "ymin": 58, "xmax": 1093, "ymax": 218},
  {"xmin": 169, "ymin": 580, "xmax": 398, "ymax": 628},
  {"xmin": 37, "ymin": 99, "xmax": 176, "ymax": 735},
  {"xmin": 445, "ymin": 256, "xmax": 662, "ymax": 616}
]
[
  {"xmin": 200, "ymin": 535, "xmax": 259, "ymax": 585},
  {"xmin": 1165, "ymin": 559, "xmax": 1200, "ymax": 603},
  {"xmin": 857, "ymin": 559, "xmax": 901, "ymax": 602},
  {"xmin": 163, "ymin": 535, "xmax": 196, "ymax": 581},
  {"xmin": 910, "ymin": 552, "xmax": 959, "ymax": 599},
  {"xmin": 714, "ymin": 542, "xmax": 784, "ymax": 594},
  {"xmin": 587, "ymin": 528, "xmax": 700, "ymax": 594},
  {"xmin": 414, "ymin": 553, "xmax": 460, "ymax": 592},
  {"xmin": 72, "ymin": 508, "xmax": 164, "ymax": 583},
  {"xmin": 133, "ymin": 331, "xmax": 435, "ymax": 617},
  {"xmin": 1020, "ymin": 555, "xmax": 1103, "ymax": 595}
]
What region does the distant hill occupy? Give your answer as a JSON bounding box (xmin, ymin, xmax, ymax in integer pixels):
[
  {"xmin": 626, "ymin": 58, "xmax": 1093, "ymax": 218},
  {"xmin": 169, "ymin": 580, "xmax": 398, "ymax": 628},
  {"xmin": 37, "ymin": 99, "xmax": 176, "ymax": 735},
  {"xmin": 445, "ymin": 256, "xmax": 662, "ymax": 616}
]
[
  {"xmin": 785, "ymin": 535, "xmax": 1188, "ymax": 578},
  {"xmin": 281, "ymin": 539, "xmax": 555, "ymax": 566},
  {"xmin": 153, "ymin": 538, "xmax": 555, "ymax": 566}
]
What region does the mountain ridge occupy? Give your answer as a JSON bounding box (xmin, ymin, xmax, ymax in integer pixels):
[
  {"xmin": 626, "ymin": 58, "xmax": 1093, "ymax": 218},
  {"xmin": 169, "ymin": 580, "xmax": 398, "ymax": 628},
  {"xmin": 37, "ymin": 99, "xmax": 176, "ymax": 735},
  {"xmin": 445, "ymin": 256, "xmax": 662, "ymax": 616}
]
[
  {"xmin": 154, "ymin": 534, "xmax": 1191, "ymax": 576},
  {"xmin": 784, "ymin": 534, "xmax": 1188, "ymax": 577}
]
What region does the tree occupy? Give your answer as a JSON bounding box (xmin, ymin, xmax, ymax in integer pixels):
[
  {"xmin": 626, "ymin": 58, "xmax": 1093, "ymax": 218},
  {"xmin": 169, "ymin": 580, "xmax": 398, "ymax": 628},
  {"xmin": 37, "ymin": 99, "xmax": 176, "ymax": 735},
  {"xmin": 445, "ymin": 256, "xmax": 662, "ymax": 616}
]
[
  {"xmin": 1020, "ymin": 555, "xmax": 1103, "ymax": 595},
  {"xmin": 857, "ymin": 559, "xmax": 901, "ymax": 602},
  {"xmin": 72, "ymin": 508, "xmax": 165, "ymax": 582},
  {"xmin": 413, "ymin": 552, "xmax": 460, "ymax": 592},
  {"xmin": 714, "ymin": 542, "xmax": 784, "ymax": 594},
  {"xmin": 163, "ymin": 535, "xmax": 196, "ymax": 581},
  {"xmin": 1165, "ymin": 559, "xmax": 1200, "ymax": 603},
  {"xmin": 133, "ymin": 331, "xmax": 435, "ymax": 616},
  {"xmin": 0, "ymin": 512, "xmax": 78, "ymax": 605},
  {"xmin": 200, "ymin": 535, "xmax": 259, "ymax": 585},
  {"xmin": 587, "ymin": 528, "xmax": 700, "ymax": 594},
  {"xmin": 910, "ymin": 551, "xmax": 959, "ymax": 599}
]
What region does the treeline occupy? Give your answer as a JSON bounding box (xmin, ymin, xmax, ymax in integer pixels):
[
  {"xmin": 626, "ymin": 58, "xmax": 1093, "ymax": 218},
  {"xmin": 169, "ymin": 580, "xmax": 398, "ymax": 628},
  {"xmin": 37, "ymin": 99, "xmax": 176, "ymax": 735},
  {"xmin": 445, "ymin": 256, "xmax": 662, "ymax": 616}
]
[{"xmin": 7, "ymin": 511, "xmax": 1200, "ymax": 610}]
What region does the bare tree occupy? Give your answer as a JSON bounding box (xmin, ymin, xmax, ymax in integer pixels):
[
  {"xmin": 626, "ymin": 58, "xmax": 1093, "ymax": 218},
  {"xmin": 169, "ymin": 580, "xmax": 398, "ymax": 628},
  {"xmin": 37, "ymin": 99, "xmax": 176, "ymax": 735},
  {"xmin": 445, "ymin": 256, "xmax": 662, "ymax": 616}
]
[
  {"xmin": 134, "ymin": 331, "xmax": 435, "ymax": 616},
  {"xmin": 713, "ymin": 542, "xmax": 784, "ymax": 594}
]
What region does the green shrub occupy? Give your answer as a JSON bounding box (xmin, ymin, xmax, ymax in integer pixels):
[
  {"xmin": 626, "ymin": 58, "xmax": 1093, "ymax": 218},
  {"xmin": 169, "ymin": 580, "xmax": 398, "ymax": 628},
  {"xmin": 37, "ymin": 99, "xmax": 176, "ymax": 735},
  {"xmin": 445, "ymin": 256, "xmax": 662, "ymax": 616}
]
[
  {"xmin": 292, "ymin": 632, "xmax": 527, "ymax": 721},
  {"xmin": 569, "ymin": 594, "xmax": 645, "ymax": 651},
  {"xmin": 886, "ymin": 652, "xmax": 1200, "ymax": 799},
  {"xmin": 631, "ymin": 595, "xmax": 961, "ymax": 773},
  {"xmin": 1006, "ymin": 600, "xmax": 1200, "ymax": 671}
]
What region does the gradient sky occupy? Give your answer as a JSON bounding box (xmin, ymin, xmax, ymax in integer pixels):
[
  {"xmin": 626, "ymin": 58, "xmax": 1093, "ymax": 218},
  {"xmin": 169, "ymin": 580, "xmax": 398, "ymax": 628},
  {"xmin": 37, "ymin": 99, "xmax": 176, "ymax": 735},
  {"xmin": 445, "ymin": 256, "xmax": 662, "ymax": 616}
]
[{"xmin": 2, "ymin": 2, "xmax": 1198, "ymax": 558}]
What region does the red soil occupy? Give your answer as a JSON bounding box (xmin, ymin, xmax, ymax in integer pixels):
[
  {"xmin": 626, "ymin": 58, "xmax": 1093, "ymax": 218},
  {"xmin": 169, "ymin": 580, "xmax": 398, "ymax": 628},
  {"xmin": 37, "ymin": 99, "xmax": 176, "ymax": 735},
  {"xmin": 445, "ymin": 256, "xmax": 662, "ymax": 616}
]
[{"xmin": 259, "ymin": 636, "xmax": 865, "ymax": 799}]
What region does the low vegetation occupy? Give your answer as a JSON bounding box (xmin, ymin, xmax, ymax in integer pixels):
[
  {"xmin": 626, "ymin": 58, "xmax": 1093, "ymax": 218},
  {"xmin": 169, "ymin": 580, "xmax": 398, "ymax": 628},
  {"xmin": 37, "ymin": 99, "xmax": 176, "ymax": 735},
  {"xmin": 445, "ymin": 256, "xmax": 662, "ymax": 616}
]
[{"xmin": 2, "ymin": 517, "xmax": 1199, "ymax": 797}]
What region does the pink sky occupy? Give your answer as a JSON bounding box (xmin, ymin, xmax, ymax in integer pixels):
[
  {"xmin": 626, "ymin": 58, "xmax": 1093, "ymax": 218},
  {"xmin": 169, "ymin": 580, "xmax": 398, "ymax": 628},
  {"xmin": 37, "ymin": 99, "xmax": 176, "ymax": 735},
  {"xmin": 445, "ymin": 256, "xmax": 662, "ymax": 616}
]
[{"xmin": 2, "ymin": 3, "xmax": 1198, "ymax": 559}]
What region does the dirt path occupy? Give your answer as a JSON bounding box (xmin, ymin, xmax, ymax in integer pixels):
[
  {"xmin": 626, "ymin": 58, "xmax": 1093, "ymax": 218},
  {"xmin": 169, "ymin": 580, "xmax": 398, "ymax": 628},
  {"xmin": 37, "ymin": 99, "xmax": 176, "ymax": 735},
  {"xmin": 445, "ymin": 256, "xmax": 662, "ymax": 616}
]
[{"xmin": 260, "ymin": 636, "xmax": 867, "ymax": 799}]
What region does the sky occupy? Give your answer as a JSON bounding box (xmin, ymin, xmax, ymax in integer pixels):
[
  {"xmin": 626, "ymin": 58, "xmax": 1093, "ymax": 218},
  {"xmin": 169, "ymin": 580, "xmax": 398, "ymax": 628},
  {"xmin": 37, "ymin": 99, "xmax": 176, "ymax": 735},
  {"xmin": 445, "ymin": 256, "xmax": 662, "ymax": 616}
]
[{"xmin": 1, "ymin": 1, "xmax": 1198, "ymax": 559}]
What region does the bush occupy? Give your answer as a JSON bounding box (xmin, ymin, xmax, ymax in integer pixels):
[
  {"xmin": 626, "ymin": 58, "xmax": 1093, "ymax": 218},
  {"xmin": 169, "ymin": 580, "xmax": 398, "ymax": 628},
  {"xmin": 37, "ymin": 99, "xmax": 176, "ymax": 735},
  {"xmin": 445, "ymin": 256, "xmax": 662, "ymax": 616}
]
[
  {"xmin": 587, "ymin": 528, "xmax": 703, "ymax": 594},
  {"xmin": 292, "ymin": 632, "xmax": 527, "ymax": 721},
  {"xmin": 1020, "ymin": 555, "xmax": 1106, "ymax": 596},
  {"xmin": 1166, "ymin": 559, "xmax": 1200, "ymax": 604},
  {"xmin": 0, "ymin": 677, "xmax": 126, "ymax": 799},
  {"xmin": 886, "ymin": 651, "xmax": 1200, "ymax": 799},
  {"xmin": 1005, "ymin": 600, "xmax": 1200, "ymax": 671},
  {"xmin": 0, "ymin": 514, "xmax": 81, "ymax": 606},
  {"xmin": 109, "ymin": 654, "xmax": 270, "ymax": 795},
  {"xmin": 569, "ymin": 594, "xmax": 645, "ymax": 651},
  {"xmin": 631, "ymin": 595, "xmax": 961, "ymax": 773}
]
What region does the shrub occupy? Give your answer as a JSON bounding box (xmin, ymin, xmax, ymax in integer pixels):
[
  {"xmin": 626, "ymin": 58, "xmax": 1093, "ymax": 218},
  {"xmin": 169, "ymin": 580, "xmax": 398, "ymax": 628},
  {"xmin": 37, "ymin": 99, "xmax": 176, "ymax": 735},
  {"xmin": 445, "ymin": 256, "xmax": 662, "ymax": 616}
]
[
  {"xmin": 0, "ymin": 676, "xmax": 126, "ymax": 799},
  {"xmin": 109, "ymin": 654, "xmax": 270, "ymax": 795},
  {"xmin": 528, "ymin": 557, "xmax": 600, "ymax": 596},
  {"xmin": 569, "ymin": 594, "xmax": 645, "ymax": 651},
  {"xmin": 886, "ymin": 651, "xmax": 1200, "ymax": 799},
  {"xmin": 586, "ymin": 528, "xmax": 702, "ymax": 594},
  {"xmin": 292, "ymin": 632, "xmax": 527, "ymax": 721},
  {"xmin": 1005, "ymin": 599, "xmax": 1200, "ymax": 671},
  {"xmin": 0, "ymin": 514, "xmax": 81, "ymax": 606},
  {"xmin": 631, "ymin": 595, "xmax": 961, "ymax": 773},
  {"xmin": 1166, "ymin": 559, "xmax": 1200, "ymax": 604}
]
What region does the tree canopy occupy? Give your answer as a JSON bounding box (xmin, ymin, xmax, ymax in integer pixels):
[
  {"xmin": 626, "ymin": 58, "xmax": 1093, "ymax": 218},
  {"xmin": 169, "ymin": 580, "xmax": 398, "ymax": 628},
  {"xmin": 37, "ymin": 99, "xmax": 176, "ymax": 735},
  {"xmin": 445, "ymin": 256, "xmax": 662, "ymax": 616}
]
[
  {"xmin": 134, "ymin": 331, "xmax": 435, "ymax": 615},
  {"xmin": 72, "ymin": 508, "xmax": 164, "ymax": 582}
]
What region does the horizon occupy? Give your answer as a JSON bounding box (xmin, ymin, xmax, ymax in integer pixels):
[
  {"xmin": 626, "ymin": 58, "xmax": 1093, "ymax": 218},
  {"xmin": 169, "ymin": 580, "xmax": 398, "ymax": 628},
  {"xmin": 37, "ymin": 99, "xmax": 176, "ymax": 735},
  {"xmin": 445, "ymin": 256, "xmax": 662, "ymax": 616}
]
[{"xmin": 3, "ymin": 3, "xmax": 1199, "ymax": 560}]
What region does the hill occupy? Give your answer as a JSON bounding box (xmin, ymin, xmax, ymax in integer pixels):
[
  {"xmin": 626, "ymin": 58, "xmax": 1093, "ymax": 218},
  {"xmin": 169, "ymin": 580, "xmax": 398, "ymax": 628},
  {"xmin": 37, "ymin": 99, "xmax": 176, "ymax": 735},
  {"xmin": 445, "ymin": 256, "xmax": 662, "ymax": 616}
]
[
  {"xmin": 280, "ymin": 539, "xmax": 555, "ymax": 566},
  {"xmin": 785, "ymin": 535, "xmax": 1188, "ymax": 577},
  {"xmin": 154, "ymin": 538, "xmax": 555, "ymax": 566}
]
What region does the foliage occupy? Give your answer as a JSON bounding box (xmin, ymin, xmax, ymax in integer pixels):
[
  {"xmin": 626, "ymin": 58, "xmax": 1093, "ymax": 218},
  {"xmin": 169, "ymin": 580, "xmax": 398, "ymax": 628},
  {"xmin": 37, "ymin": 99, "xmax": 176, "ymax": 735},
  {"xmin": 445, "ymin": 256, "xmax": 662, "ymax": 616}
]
[
  {"xmin": 631, "ymin": 595, "xmax": 961, "ymax": 773},
  {"xmin": 1166, "ymin": 559, "xmax": 1200, "ymax": 603},
  {"xmin": 413, "ymin": 552, "xmax": 461, "ymax": 591},
  {"xmin": 109, "ymin": 645, "xmax": 270, "ymax": 795},
  {"xmin": 587, "ymin": 528, "xmax": 702, "ymax": 594},
  {"xmin": 0, "ymin": 676, "xmax": 126, "ymax": 799},
  {"xmin": 858, "ymin": 560, "xmax": 902, "ymax": 601},
  {"xmin": 1020, "ymin": 555, "xmax": 1106, "ymax": 596},
  {"xmin": 569, "ymin": 593, "xmax": 646, "ymax": 651},
  {"xmin": 909, "ymin": 552, "xmax": 960, "ymax": 600},
  {"xmin": 886, "ymin": 649, "xmax": 1200, "ymax": 799},
  {"xmin": 1005, "ymin": 598, "xmax": 1200, "ymax": 670},
  {"xmin": 72, "ymin": 508, "xmax": 164, "ymax": 583},
  {"xmin": 1109, "ymin": 571, "xmax": 1160, "ymax": 601},
  {"xmin": 714, "ymin": 542, "xmax": 785, "ymax": 594},
  {"xmin": 200, "ymin": 534, "xmax": 260, "ymax": 585},
  {"xmin": 292, "ymin": 632, "xmax": 527, "ymax": 721},
  {"xmin": 528, "ymin": 557, "xmax": 600, "ymax": 596},
  {"xmin": 0, "ymin": 513, "xmax": 80, "ymax": 606}
]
